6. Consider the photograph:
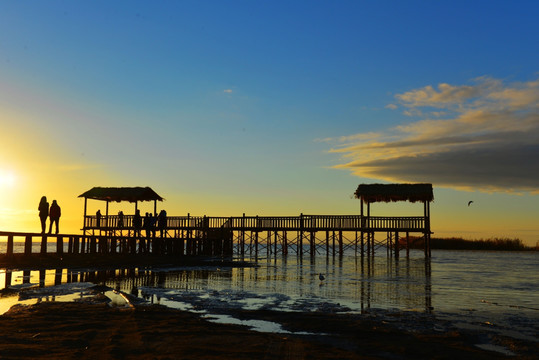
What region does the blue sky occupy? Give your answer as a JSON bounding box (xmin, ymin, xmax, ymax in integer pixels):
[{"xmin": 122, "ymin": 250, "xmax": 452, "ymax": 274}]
[{"xmin": 1, "ymin": 1, "xmax": 538, "ymax": 244}]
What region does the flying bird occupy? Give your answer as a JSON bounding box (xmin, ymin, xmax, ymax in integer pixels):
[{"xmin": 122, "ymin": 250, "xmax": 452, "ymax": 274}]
[{"xmin": 468, "ymin": 201, "xmax": 474, "ymax": 206}]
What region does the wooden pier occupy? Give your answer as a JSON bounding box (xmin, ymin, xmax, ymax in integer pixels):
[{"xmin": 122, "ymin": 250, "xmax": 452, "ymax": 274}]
[
  {"xmin": 0, "ymin": 183, "xmax": 434, "ymax": 262},
  {"xmin": 0, "ymin": 213, "xmax": 430, "ymax": 260}
]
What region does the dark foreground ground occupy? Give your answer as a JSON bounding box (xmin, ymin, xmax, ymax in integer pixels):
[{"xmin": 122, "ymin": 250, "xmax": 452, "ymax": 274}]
[{"xmin": 0, "ymin": 299, "xmax": 536, "ymax": 360}]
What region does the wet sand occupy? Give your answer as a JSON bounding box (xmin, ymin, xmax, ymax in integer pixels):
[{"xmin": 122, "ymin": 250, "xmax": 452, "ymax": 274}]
[{"xmin": 0, "ymin": 298, "xmax": 535, "ymax": 359}]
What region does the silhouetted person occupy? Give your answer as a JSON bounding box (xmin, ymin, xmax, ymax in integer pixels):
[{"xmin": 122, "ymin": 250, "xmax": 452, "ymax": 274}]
[
  {"xmin": 151, "ymin": 212, "xmax": 157, "ymax": 238},
  {"xmin": 48, "ymin": 200, "xmax": 61, "ymax": 234},
  {"xmin": 133, "ymin": 209, "xmax": 142, "ymax": 237},
  {"xmin": 143, "ymin": 212, "xmax": 152, "ymax": 239},
  {"xmin": 118, "ymin": 210, "xmax": 124, "ymax": 228},
  {"xmin": 96, "ymin": 210, "xmax": 102, "ymax": 228},
  {"xmin": 158, "ymin": 209, "xmax": 167, "ymax": 237},
  {"xmin": 38, "ymin": 196, "xmax": 49, "ymax": 234}
]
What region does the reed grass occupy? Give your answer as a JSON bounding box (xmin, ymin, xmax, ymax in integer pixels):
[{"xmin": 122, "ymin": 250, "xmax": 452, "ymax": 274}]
[{"xmin": 405, "ymin": 236, "xmax": 536, "ymax": 251}]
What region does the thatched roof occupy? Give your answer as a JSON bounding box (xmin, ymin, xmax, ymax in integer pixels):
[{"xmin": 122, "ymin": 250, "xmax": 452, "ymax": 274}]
[
  {"xmin": 354, "ymin": 183, "xmax": 433, "ymax": 203},
  {"xmin": 78, "ymin": 187, "xmax": 164, "ymax": 203}
]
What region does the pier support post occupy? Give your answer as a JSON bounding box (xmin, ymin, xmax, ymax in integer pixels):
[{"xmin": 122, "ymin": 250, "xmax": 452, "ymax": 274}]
[
  {"xmin": 360, "ymin": 231, "xmax": 364, "ymax": 257},
  {"xmin": 310, "ymin": 232, "xmax": 315, "ymax": 258},
  {"xmin": 274, "ymin": 231, "xmax": 278, "ymax": 257},
  {"xmin": 283, "ymin": 231, "xmax": 288, "ymax": 256},
  {"xmin": 406, "ymin": 231, "xmax": 410, "ymax": 257},
  {"xmin": 332, "ymin": 231, "xmax": 336, "ymax": 257},
  {"xmin": 366, "ymin": 232, "xmax": 370, "ymax": 257},
  {"xmin": 387, "ymin": 232, "xmax": 391, "ymax": 257},
  {"xmin": 299, "ymin": 213, "xmax": 305, "ymax": 259},
  {"xmin": 110, "ymin": 236, "xmax": 116, "ymax": 254},
  {"xmin": 395, "ymin": 232, "xmax": 400, "ymax": 260},
  {"xmin": 325, "ymin": 231, "xmax": 329, "ymax": 256},
  {"xmin": 355, "ymin": 231, "xmax": 358, "ymax": 255},
  {"xmin": 254, "ymin": 231, "xmax": 258, "ymax": 259},
  {"xmin": 339, "ymin": 231, "xmax": 343, "ymax": 256}
]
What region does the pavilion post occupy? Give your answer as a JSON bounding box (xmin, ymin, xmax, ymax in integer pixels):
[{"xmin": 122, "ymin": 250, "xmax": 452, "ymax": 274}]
[
  {"xmin": 367, "ymin": 201, "xmax": 371, "ymax": 256},
  {"xmin": 424, "ymin": 201, "xmax": 428, "ymax": 257},
  {"xmin": 83, "ymin": 197, "xmax": 88, "ymax": 234},
  {"xmin": 106, "ymin": 200, "xmax": 109, "ymax": 230},
  {"xmin": 360, "ymin": 198, "xmax": 364, "ymax": 257}
]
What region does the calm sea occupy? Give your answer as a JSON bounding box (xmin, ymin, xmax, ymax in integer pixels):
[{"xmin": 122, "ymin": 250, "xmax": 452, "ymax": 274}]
[{"xmin": 1, "ymin": 245, "xmax": 537, "ymax": 345}]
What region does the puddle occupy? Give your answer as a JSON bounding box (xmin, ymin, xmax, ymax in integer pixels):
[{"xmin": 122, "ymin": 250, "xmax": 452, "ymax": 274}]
[
  {"xmin": 202, "ymin": 313, "xmax": 323, "ymax": 335},
  {"xmin": 103, "ymin": 290, "xmax": 132, "ymax": 308},
  {"xmin": 475, "ymin": 343, "xmax": 516, "ymax": 356},
  {"xmin": 0, "ymin": 283, "xmax": 133, "ymax": 315}
]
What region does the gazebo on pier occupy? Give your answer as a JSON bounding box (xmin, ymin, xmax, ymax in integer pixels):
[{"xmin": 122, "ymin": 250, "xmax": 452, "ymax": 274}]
[
  {"xmin": 78, "ymin": 186, "xmax": 164, "ymax": 234},
  {"xmin": 354, "ymin": 183, "xmax": 434, "ymax": 257}
]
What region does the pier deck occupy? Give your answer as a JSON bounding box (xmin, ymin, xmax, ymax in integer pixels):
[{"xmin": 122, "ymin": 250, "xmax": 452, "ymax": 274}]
[{"xmin": 0, "ymin": 213, "xmax": 431, "ymax": 261}]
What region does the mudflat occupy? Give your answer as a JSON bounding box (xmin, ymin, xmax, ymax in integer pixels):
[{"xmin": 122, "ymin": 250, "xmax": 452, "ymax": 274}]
[{"xmin": 0, "ymin": 300, "xmax": 533, "ymax": 359}]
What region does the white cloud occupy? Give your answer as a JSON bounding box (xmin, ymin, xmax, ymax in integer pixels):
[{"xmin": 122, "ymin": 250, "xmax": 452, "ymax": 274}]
[
  {"xmin": 330, "ymin": 76, "xmax": 539, "ymax": 193},
  {"xmin": 223, "ymin": 89, "xmax": 233, "ymax": 93}
]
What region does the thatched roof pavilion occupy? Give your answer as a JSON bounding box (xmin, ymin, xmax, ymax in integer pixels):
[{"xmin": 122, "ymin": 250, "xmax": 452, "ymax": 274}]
[
  {"xmin": 355, "ymin": 183, "xmax": 434, "ymax": 258},
  {"xmin": 354, "ymin": 183, "xmax": 433, "ymax": 204},
  {"xmin": 78, "ymin": 187, "xmax": 164, "ymax": 203},
  {"xmin": 354, "ymin": 183, "xmax": 433, "ymax": 234},
  {"xmin": 78, "ymin": 187, "xmax": 164, "ymax": 231}
]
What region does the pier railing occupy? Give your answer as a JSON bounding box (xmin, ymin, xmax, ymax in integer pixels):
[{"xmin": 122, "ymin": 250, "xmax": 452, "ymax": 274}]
[
  {"xmin": 83, "ymin": 214, "xmax": 426, "ymax": 232},
  {"xmin": 1, "ymin": 214, "xmax": 430, "ymax": 260}
]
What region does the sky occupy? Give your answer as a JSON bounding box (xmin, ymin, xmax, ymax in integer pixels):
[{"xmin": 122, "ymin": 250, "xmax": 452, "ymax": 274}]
[{"xmin": 0, "ymin": 1, "xmax": 538, "ymax": 245}]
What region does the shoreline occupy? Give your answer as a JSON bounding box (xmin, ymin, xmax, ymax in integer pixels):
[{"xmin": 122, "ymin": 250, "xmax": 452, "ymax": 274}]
[
  {"xmin": 1, "ymin": 295, "xmax": 532, "ymax": 359},
  {"xmin": 0, "ymin": 253, "xmax": 253, "ymax": 271},
  {"xmin": 0, "ymin": 252, "xmax": 536, "ymax": 358}
]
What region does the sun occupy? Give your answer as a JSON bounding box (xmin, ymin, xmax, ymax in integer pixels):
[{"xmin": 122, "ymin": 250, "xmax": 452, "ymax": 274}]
[{"xmin": 0, "ymin": 170, "xmax": 16, "ymax": 187}]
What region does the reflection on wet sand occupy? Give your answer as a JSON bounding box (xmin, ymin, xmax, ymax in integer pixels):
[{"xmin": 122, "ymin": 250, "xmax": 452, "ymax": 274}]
[{"xmin": 0, "ymin": 251, "xmax": 433, "ymax": 314}]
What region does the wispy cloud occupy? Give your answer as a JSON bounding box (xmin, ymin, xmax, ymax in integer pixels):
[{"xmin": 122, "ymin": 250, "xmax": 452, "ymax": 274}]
[
  {"xmin": 330, "ymin": 76, "xmax": 539, "ymax": 193},
  {"xmin": 223, "ymin": 89, "xmax": 233, "ymax": 93}
]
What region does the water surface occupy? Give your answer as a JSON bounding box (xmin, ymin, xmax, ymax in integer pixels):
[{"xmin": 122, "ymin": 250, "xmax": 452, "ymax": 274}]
[{"xmin": 1, "ymin": 249, "xmax": 537, "ymax": 345}]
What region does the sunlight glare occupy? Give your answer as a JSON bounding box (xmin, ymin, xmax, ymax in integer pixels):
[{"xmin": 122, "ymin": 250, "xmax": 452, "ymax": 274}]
[{"xmin": 0, "ymin": 170, "xmax": 16, "ymax": 187}]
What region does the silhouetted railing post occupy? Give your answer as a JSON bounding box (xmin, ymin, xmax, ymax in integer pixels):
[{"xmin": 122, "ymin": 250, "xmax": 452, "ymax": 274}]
[
  {"xmin": 57, "ymin": 236, "xmax": 63, "ymax": 255},
  {"xmin": 24, "ymin": 235, "xmax": 32, "ymax": 255},
  {"xmin": 7, "ymin": 235, "xmax": 14, "ymax": 256},
  {"xmin": 41, "ymin": 235, "xmax": 47, "ymax": 254}
]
